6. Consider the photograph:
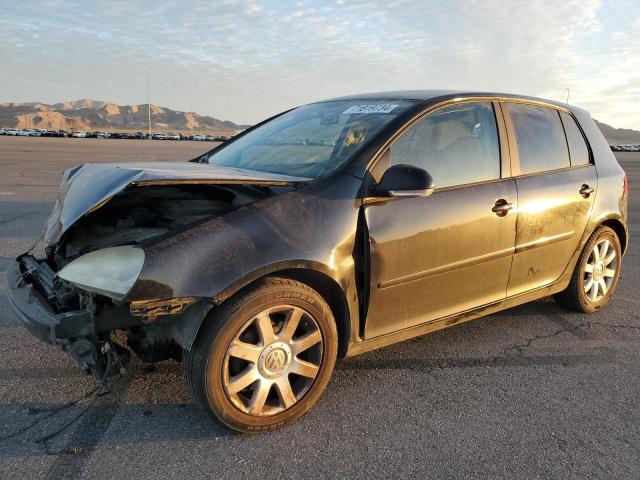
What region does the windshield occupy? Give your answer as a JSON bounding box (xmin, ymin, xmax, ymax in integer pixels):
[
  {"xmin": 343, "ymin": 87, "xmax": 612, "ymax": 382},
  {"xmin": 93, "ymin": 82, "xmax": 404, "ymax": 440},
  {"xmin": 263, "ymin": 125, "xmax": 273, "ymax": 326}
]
[{"xmin": 204, "ymin": 99, "xmax": 419, "ymax": 178}]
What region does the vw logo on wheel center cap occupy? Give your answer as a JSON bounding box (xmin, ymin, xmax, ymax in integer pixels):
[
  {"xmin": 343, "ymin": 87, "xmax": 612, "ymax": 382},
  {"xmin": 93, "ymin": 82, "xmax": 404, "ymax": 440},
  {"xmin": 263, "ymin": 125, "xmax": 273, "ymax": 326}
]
[
  {"xmin": 593, "ymin": 261, "xmax": 604, "ymax": 280},
  {"xmin": 258, "ymin": 342, "xmax": 291, "ymax": 378}
]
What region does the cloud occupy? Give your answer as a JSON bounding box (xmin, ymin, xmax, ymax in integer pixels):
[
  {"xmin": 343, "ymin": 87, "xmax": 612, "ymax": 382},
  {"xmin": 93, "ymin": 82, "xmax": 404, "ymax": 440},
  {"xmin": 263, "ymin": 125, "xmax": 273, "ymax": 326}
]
[
  {"xmin": 0, "ymin": 0, "xmax": 638, "ymax": 128},
  {"xmin": 243, "ymin": 2, "xmax": 263, "ymax": 15}
]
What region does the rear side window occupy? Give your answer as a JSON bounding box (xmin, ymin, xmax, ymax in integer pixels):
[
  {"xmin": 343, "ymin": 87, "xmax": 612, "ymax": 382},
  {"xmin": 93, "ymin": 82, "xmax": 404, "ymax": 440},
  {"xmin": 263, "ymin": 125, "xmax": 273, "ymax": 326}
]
[
  {"xmin": 560, "ymin": 112, "xmax": 590, "ymax": 166},
  {"xmin": 506, "ymin": 103, "xmax": 570, "ymax": 175},
  {"xmin": 385, "ymin": 102, "xmax": 501, "ymax": 188}
]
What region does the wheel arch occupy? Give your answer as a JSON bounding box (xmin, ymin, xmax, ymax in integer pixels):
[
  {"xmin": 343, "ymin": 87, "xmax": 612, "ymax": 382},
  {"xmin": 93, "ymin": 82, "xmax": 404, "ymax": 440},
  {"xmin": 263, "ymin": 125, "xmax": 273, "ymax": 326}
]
[
  {"xmin": 555, "ymin": 212, "xmax": 627, "ymax": 292},
  {"xmin": 600, "ymin": 217, "xmax": 628, "ymax": 255},
  {"xmin": 199, "ymin": 261, "xmax": 352, "ymax": 359},
  {"xmin": 275, "ymin": 268, "xmax": 351, "ymax": 358}
]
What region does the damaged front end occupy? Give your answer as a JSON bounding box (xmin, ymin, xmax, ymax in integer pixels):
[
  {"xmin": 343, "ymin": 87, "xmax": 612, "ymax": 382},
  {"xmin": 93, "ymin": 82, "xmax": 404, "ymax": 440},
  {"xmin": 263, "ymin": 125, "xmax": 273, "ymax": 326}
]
[
  {"xmin": 7, "ymin": 161, "xmax": 308, "ymax": 381},
  {"xmin": 7, "ymin": 255, "xmax": 132, "ymax": 380}
]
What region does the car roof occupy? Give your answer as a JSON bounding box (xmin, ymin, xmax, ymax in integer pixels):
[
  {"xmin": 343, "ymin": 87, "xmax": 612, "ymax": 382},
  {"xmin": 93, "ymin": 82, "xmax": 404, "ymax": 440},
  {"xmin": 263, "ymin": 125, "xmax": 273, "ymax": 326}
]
[{"xmin": 317, "ymin": 90, "xmax": 589, "ymax": 116}]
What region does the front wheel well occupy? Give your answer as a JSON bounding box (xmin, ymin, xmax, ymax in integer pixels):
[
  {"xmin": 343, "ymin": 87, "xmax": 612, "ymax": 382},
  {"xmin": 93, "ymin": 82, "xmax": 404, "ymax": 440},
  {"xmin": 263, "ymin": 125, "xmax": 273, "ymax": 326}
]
[
  {"xmin": 190, "ymin": 268, "xmax": 352, "ymax": 358},
  {"xmin": 270, "ymin": 269, "xmax": 351, "ymax": 358},
  {"xmin": 601, "ymin": 219, "xmax": 627, "ymax": 254}
]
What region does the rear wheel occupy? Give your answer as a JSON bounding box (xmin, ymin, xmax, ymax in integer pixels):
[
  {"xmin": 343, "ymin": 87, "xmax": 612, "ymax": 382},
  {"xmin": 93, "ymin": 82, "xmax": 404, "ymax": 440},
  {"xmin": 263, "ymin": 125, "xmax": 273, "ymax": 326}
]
[
  {"xmin": 183, "ymin": 277, "xmax": 337, "ymax": 433},
  {"xmin": 555, "ymin": 226, "xmax": 622, "ymax": 313}
]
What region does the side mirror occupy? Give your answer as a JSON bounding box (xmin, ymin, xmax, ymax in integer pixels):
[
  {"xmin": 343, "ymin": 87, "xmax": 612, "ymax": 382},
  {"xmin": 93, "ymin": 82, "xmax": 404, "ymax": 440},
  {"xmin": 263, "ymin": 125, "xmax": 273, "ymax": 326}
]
[{"xmin": 373, "ymin": 164, "xmax": 435, "ymax": 198}]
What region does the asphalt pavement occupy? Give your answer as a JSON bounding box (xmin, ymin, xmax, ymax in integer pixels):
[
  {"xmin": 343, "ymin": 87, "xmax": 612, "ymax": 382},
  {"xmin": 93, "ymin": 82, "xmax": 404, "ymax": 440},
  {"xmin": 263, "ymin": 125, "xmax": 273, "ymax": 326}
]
[{"xmin": 0, "ymin": 137, "xmax": 639, "ymax": 479}]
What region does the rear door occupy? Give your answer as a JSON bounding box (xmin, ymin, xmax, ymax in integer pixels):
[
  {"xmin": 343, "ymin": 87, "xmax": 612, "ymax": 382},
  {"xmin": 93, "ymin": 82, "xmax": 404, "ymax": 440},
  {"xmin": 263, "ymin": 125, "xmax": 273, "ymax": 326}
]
[
  {"xmin": 503, "ymin": 103, "xmax": 598, "ymax": 296},
  {"xmin": 363, "ymin": 101, "xmax": 517, "ymax": 338}
]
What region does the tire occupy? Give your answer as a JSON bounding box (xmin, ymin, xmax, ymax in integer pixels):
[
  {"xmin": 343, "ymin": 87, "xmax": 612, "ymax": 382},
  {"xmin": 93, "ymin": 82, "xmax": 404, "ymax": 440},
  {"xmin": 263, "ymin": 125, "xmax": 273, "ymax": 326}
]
[
  {"xmin": 555, "ymin": 226, "xmax": 622, "ymax": 313},
  {"xmin": 183, "ymin": 277, "xmax": 338, "ymax": 433}
]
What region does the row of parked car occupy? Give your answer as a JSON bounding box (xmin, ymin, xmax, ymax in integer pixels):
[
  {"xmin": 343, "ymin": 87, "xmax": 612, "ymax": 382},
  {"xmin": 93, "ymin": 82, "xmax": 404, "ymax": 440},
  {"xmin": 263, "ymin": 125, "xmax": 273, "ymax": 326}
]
[
  {"xmin": 0, "ymin": 128, "xmax": 231, "ymax": 142},
  {"xmin": 610, "ymin": 144, "xmax": 640, "ymax": 152}
]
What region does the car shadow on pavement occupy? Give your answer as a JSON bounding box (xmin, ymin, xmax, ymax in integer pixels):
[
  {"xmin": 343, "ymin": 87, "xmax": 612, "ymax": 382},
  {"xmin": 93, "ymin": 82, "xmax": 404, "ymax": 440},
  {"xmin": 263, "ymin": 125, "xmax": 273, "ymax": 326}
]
[{"xmin": 0, "ymin": 359, "xmax": 234, "ymax": 458}]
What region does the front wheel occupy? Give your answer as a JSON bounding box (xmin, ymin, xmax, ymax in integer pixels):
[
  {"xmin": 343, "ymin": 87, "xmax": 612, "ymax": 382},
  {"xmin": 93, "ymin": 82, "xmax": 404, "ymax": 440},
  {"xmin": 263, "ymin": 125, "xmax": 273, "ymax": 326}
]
[
  {"xmin": 555, "ymin": 226, "xmax": 622, "ymax": 313},
  {"xmin": 183, "ymin": 277, "xmax": 337, "ymax": 433}
]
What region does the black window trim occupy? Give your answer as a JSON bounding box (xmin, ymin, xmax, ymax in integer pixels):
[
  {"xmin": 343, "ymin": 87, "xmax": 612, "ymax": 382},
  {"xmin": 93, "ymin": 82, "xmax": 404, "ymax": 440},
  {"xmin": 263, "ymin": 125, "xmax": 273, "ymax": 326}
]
[
  {"xmin": 500, "ymin": 100, "xmax": 594, "ymax": 178},
  {"xmin": 558, "ymin": 110, "xmax": 594, "ymax": 167},
  {"xmin": 363, "ymin": 98, "xmax": 508, "ymax": 196}
]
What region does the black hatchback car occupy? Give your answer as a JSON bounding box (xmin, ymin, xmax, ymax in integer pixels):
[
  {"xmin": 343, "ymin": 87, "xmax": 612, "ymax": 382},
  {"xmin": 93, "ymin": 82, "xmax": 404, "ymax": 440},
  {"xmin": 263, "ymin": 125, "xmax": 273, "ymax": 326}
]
[{"xmin": 8, "ymin": 91, "xmax": 628, "ymax": 433}]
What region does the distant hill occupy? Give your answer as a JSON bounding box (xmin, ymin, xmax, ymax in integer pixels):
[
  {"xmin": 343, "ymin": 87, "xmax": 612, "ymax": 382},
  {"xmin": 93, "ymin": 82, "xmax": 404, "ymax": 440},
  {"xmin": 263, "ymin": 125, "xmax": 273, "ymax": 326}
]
[
  {"xmin": 0, "ymin": 99, "xmax": 246, "ymax": 135},
  {"xmin": 594, "ymin": 121, "xmax": 640, "ymax": 145},
  {"xmin": 1, "ymin": 99, "xmax": 638, "ymax": 144}
]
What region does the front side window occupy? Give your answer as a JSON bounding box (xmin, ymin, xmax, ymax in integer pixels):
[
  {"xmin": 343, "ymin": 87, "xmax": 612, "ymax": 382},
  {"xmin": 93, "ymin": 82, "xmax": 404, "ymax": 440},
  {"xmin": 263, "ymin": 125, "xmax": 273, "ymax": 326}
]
[
  {"xmin": 380, "ymin": 102, "xmax": 501, "ymax": 189},
  {"xmin": 204, "ymin": 99, "xmax": 418, "ymax": 178},
  {"xmin": 506, "ymin": 103, "xmax": 570, "ymax": 175},
  {"xmin": 560, "ymin": 112, "xmax": 590, "ymax": 166}
]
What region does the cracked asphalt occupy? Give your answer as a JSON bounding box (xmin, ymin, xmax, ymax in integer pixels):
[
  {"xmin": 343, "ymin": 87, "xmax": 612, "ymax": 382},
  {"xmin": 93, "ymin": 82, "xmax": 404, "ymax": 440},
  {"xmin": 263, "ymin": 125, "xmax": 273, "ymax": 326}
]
[{"xmin": 0, "ymin": 137, "xmax": 638, "ymax": 479}]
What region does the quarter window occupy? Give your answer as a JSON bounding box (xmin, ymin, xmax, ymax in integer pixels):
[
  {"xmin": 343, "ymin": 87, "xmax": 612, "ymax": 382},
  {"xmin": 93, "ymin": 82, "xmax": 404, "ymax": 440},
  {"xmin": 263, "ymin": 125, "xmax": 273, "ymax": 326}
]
[
  {"xmin": 506, "ymin": 103, "xmax": 570, "ymax": 175},
  {"xmin": 560, "ymin": 112, "xmax": 590, "ymax": 166},
  {"xmin": 383, "ymin": 102, "xmax": 501, "ymax": 188}
]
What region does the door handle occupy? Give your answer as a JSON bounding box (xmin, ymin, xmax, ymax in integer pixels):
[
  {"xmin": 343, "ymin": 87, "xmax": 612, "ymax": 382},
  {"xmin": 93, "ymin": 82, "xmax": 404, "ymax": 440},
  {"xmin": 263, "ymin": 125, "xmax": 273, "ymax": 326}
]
[
  {"xmin": 492, "ymin": 199, "xmax": 513, "ymax": 216},
  {"xmin": 579, "ymin": 184, "xmax": 594, "ymax": 198}
]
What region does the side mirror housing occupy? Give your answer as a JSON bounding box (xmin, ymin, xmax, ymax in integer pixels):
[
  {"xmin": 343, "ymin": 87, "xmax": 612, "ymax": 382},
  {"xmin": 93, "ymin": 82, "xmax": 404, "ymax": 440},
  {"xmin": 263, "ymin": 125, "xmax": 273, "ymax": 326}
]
[{"xmin": 373, "ymin": 164, "xmax": 435, "ymax": 198}]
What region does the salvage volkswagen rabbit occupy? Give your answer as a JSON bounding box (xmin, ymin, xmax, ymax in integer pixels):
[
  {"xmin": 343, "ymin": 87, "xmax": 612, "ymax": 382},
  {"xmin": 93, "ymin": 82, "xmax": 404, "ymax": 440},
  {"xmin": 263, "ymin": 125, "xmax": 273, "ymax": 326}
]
[{"xmin": 7, "ymin": 91, "xmax": 628, "ymax": 432}]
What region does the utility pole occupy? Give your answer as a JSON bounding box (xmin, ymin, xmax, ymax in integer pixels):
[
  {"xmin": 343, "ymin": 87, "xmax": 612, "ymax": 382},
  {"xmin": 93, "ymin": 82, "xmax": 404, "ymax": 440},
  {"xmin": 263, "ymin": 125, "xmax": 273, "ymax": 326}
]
[
  {"xmin": 189, "ymin": 98, "xmax": 193, "ymax": 137},
  {"xmin": 565, "ymin": 88, "xmax": 570, "ymax": 105},
  {"xmin": 147, "ymin": 75, "xmax": 152, "ymax": 138}
]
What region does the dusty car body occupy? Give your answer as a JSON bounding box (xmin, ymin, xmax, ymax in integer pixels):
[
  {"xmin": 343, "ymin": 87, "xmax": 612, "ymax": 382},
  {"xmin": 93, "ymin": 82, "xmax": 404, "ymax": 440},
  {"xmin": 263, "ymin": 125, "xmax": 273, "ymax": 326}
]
[{"xmin": 7, "ymin": 91, "xmax": 628, "ymax": 432}]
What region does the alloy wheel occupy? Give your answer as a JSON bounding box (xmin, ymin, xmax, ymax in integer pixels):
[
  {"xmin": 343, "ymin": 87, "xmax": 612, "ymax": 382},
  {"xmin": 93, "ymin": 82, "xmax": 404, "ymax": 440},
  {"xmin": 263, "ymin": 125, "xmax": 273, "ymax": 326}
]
[
  {"xmin": 583, "ymin": 239, "xmax": 617, "ymax": 302},
  {"xmin": 222, "ymin": 305, "xmax": 323, "ymax": 416}
]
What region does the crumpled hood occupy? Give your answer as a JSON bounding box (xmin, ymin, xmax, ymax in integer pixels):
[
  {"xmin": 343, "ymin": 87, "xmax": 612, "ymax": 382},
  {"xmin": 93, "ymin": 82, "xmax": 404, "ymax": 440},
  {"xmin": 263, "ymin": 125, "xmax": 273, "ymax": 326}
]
[{"xmin": 44, "ymin": 161, "xmax": 310, "ymax": 244}]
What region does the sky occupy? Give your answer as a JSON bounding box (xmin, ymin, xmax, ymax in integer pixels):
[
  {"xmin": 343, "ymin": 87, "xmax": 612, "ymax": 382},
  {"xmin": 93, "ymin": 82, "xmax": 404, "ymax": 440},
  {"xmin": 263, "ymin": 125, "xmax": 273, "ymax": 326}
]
[{"xmin": 1, "ymin": 0, "xmax": 639, "ymax": 129}]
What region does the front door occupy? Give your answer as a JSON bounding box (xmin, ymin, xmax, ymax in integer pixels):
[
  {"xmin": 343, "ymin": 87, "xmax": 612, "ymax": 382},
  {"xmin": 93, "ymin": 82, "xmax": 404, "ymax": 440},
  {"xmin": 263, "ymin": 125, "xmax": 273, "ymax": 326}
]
[{"xmin": 363, "ymin": 101, "xmax": 517, "ymax": 339}]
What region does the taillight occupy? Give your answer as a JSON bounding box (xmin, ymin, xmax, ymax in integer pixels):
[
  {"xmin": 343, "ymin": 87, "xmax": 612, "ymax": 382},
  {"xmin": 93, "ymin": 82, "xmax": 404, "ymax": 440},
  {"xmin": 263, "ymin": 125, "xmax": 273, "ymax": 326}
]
[{"xmin": 623, "ymin": 174, "xmax": 628, "ymax": 197}]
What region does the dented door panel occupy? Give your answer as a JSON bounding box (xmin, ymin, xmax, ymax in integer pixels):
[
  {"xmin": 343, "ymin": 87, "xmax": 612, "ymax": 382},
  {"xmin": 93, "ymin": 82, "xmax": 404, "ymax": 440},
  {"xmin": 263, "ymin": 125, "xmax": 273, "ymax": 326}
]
[{"xmin": 507, "ymin": 166, "xmax": 598, "ymax": 295}]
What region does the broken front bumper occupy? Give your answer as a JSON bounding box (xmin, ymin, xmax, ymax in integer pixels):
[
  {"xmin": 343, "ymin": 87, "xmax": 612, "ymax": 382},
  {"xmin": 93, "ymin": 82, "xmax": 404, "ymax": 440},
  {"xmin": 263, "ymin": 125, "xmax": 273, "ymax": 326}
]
[{"xmin": 6, "ymin": 260, "xmax": 93, "ymax": 345}]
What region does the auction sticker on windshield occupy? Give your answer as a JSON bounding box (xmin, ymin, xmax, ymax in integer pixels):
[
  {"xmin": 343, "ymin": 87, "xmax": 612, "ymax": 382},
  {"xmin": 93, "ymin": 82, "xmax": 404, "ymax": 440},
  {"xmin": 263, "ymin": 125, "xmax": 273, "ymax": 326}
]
[{"xmin": 342, "ymin": 104, "xmax": 399, "ymax": 114}]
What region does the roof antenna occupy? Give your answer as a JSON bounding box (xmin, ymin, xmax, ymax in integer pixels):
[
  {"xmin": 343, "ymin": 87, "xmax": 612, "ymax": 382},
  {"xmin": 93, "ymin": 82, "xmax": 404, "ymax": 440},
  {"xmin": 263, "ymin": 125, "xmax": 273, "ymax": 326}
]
[{"xmin": 565, "ymin": 88, "xmax": 570, "ymax": 105}]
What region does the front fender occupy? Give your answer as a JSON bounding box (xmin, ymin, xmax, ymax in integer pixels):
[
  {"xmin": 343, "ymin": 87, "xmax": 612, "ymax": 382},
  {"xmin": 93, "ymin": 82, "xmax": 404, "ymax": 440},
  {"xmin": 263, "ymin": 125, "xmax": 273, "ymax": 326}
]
[
  {"xmin": 205, "ymin": 259, "xmax": 341, "ymax": 304},
  {"xmin": 125, "ymin": 173, "xmax": 362, "ymax": 312}
]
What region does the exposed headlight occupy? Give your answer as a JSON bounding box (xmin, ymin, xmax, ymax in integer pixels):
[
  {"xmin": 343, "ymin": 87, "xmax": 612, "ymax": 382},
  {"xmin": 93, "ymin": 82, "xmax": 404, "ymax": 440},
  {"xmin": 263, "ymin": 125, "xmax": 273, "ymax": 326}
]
[{"xmin": 58, "ymin": 246, "xmax": 145, "ymax": 300}]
